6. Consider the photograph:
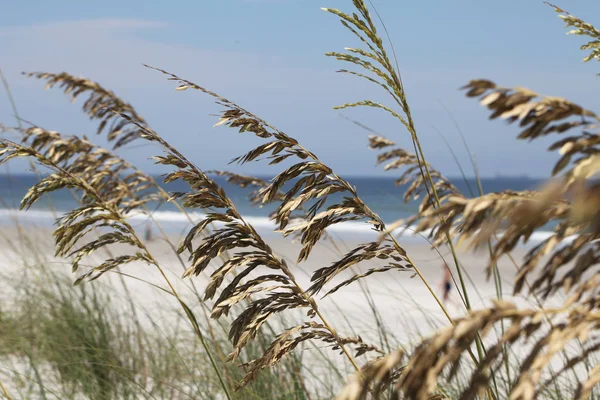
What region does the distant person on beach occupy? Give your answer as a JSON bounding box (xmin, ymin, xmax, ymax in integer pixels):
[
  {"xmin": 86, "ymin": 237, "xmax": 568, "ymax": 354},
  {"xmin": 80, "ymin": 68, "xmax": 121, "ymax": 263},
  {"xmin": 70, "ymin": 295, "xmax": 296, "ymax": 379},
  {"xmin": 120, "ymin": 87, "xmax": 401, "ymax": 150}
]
[
  {"xmin": 144, "ymin": 221, "xmax": 153, "ymax": 242},
  {"xmin": 440, "ymin": 262, "xmax": 453, "ymax": 304}
]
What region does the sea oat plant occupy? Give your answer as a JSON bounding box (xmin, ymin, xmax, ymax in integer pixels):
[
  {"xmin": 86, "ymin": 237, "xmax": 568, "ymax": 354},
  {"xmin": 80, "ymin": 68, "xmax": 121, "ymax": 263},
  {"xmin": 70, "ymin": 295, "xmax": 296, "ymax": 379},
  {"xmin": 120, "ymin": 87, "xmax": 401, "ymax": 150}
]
[{"xmin": 1, "ymin": 1, "xmax": 600, "ymax": 399}]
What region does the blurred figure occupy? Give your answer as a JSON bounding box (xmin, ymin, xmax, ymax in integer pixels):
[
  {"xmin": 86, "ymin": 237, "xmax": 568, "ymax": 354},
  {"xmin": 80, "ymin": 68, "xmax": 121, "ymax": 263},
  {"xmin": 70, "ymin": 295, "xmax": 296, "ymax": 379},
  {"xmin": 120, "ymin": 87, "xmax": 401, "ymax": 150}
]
[
  {"xmin": 440, "ymin": 262, "xmax": 453, "ymax": 304},
  {"xmin": 144, "ymin": 221, "xmax": 153, "ymax": 242}
]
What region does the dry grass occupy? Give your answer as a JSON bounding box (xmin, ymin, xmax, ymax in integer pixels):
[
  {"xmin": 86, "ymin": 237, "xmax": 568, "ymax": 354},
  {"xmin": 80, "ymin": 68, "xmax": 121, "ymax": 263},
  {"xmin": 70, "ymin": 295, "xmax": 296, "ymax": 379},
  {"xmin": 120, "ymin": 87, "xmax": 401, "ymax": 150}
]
[{"xmin": 1, "ymin": 0, "xmax": 600, "ymax": 399}]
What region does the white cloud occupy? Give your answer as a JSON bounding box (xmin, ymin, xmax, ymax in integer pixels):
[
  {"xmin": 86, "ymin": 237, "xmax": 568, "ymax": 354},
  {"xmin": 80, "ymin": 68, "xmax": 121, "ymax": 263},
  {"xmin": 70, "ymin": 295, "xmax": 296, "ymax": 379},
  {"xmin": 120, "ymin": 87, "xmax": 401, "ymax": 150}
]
[
  {"xmin": 0, "ymin": 17, "xmax": 351, "ymax": 95},
  {"xmin": 0, "ymin": 18, "xmax": 167, "ymax": 36},
  {"xmin": 0, "ymin": 17, "xmax": 373, "ymax": 174}
]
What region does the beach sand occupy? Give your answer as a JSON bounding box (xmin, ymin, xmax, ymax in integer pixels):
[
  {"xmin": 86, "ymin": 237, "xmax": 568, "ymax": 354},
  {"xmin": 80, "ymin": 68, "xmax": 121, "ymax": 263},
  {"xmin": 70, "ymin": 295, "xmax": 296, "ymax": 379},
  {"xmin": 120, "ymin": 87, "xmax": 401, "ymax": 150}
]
[
  {"xmin": 0, "ymin": 222, "xmax": 583, "ymax": 396},
  {"xmin": 0, "ymin": 224, "xmax": 550, "ymax": 344}
]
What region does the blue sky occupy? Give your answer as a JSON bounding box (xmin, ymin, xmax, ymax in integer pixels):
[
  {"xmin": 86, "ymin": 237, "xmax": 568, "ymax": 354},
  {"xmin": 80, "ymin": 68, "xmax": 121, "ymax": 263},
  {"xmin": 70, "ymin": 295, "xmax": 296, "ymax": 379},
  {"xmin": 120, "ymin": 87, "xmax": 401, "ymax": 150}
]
[{"xmin": 1, "ymin": 0, "xmax": 600, "ymax": 178}]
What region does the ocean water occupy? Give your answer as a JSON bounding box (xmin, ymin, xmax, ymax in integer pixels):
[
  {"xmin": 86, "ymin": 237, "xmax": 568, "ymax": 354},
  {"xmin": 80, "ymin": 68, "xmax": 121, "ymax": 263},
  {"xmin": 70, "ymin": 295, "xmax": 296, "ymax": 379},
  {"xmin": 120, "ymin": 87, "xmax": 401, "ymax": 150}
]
[{"xmin": 0, "ymin": 174, "xmax": 550, "ymax": 242}]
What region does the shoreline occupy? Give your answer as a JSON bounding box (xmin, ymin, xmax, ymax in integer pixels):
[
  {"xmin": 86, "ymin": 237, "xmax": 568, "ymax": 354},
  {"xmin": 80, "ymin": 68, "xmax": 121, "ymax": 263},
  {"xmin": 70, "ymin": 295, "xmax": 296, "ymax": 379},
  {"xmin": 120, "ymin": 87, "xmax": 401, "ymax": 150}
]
[
  {"xmin": 0, "ymin": 207, "xmax": 564, "ymax": 248},
  {"xmin": 0, "ymin": 221, "xmax": 544, "ymax": 342}
]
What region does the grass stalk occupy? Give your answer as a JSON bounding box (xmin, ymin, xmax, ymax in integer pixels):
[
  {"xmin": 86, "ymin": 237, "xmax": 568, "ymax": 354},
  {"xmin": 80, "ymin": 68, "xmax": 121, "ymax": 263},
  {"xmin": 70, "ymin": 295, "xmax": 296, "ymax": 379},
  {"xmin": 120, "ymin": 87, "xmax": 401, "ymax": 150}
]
[
  {"xmin": 0, "ymin": 380, "xmax": 11, "ymax": 400},
  {"xmin": 437, "ymin": 113, "xmax": 512, "ymax": 393},
  {"xmin": 345, "ymin": 4, "xmax": 497, "ymax": 396},
  {"xmin": 7, "ymin": 143, "xmax": 234, "ymax": 400}
]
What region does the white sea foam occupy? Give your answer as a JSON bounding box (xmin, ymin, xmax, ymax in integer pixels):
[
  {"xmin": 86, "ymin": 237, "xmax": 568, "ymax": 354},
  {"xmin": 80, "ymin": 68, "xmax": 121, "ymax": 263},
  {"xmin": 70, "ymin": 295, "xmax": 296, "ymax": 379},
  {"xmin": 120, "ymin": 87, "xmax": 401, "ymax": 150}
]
[{"xmin": 0, "ymin": 207, "xmax": 566, "ymax": 247}]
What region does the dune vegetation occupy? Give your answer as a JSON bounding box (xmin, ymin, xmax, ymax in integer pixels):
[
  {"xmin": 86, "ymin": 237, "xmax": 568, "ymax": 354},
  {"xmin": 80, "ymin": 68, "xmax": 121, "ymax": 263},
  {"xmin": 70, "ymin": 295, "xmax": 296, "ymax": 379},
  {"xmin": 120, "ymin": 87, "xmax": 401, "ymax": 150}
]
[{"xmin": 1, "ymin": 1, "xmax": 600, "ymax": 399}]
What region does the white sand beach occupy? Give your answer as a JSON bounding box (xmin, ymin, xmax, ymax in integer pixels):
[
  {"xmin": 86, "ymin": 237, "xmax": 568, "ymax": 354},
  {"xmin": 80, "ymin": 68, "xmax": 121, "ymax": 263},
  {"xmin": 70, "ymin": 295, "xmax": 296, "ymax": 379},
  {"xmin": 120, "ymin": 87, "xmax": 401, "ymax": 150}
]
[
  {"xmin": 0, "ymin": 220, "xmax": 584, "ymax": 398},
  {"xmin": 0, "ymin": 223, "xmax": 546, "ymax": 344}
]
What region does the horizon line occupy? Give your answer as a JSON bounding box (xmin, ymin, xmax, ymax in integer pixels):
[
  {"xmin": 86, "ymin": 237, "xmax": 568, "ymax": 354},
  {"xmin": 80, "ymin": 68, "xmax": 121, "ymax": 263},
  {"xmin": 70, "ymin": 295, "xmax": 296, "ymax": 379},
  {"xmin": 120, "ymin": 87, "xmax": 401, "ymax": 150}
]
[{"xmin": 0, "ymin": 172, "xmax": 545, "ymax": 180}]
